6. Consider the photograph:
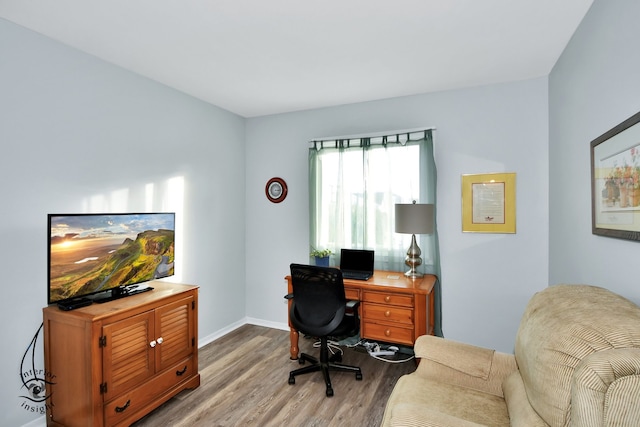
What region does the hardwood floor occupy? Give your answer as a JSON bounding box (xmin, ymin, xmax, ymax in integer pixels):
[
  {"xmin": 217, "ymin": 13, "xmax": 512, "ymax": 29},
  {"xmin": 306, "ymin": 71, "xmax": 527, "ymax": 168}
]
[{"xmin": 132, "ymin": 324, "xmax": 416, "ymax": 427}]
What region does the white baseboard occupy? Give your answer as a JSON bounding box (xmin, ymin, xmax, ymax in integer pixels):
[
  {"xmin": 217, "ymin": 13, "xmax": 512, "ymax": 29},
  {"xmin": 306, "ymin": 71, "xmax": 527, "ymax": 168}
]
[
  {"xmin": 245, "ymin": 317, "xmax": 289, "ymax": 332},
  {"xmin": 197, "ymin": 317, "xmax": 289, "ymax": 348}
]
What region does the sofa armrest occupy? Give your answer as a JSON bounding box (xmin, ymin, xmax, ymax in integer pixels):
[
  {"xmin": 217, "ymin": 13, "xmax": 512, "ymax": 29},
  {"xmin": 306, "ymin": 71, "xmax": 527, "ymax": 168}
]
[
  {"xmin": 414, "ymin": 335, "xmax": 518, "ymax": 397},
  {"xmin": 571, "ymin": 348, "xmax": 640, "ymax": 426}
]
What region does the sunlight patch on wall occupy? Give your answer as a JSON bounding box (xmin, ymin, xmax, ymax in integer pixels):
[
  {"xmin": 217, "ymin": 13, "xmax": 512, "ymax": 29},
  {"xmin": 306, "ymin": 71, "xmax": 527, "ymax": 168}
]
[
  {"xmin": 145, "ymin": 183, "xmax": 154, "ymax": 212},
  {"xmin": 79, "ymin": 176, "xmax": 186, "ymax": 283},
  {"xmin": 110, "ymin": 188, "xmax": 130, "ymax": 212},
  {"xmin": 163, "ymin": 176, "xmax": 185, "ymax": 283}
]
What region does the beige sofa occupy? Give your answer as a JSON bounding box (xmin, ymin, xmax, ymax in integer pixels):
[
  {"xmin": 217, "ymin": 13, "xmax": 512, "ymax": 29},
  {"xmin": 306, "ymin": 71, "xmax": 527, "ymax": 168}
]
[{"xmin": 381, "ymin": 284, "xmax": 640, "ymax": 426}]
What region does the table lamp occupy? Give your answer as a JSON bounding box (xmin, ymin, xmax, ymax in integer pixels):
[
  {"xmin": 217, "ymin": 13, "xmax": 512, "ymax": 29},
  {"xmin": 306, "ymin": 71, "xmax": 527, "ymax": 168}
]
[{"xmin": 395, "ymin": 201, "xmax": 434, "ymax": 278}]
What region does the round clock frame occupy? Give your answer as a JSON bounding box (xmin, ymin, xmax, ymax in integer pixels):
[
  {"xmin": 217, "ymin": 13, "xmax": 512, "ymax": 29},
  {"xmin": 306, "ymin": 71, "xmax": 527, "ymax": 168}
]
[{"xmin": 265, "ymin": 177, "xmax": 288, "ymax": 203}]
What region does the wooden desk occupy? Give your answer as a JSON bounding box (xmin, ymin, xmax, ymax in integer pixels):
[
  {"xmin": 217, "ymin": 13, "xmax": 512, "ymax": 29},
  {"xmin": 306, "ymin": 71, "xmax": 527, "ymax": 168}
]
[{"xmin": 285, "ymin": 270, "xmax": 436, "ymax": 359}]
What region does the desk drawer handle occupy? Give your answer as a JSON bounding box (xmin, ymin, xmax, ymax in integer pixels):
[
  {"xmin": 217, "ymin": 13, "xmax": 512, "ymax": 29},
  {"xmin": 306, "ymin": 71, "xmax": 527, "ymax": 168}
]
[
  {"xmin": 115, "ymin": 399, "xmax": 131, "ymax": 413},
  {"xmin": 384, "ymin": 329, "xmax": 391, "ymax": 337},
  {"xmin": 384, "ymin": 296, "xmax": 391, "ymax": 303},
  {"xmin": 384, "ymin": 310, "xmax": 391, "ymax": 317},
  {"xmin": 176, "ymin": 365, "xmax": 188, "ymax": 376}
]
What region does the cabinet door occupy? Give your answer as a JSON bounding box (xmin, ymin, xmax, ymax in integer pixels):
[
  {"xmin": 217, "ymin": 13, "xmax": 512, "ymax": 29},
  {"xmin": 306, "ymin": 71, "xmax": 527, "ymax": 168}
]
[
  {"xmin": 102, "ymin": 310, "xmax": 155, "ymax": 402},
  {"xmin": 155, "ymin": 295, "xmax": 195, "ymax": 372}
]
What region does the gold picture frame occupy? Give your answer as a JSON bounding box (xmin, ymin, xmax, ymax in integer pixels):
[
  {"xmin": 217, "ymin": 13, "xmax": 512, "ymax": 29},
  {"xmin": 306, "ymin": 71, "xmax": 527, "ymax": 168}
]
[{"xmin": 462, "ymin": 172, "xmax": 516, "ymax": 233}]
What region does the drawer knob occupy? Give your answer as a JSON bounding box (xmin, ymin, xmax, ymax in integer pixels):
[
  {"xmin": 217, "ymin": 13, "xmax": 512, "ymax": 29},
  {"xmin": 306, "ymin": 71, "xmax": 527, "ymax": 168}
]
[
  {"xmin": 157, "ymin": 336, "xmax": 164, "ymax": 344},
  {"xmin": 384, "ymin": 310, "xmax": 391, "ymax": 317},
  {"xmin": 385, "ymin": 329, "xmax": 391, "ymax": 337},
  {"xmin": 149, "ymin": 340, "xmax": 156, "ymax": 348},
  {"xmin": 384, "ymin": 296, "xmax": 391, "ymax": 302}
]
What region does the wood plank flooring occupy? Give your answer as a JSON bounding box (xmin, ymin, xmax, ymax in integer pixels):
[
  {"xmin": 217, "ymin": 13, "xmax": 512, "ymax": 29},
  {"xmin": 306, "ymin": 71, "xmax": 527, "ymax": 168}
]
[{"xmin": 132, "ymin": 324, "xmax": 416, "ymax": 427}]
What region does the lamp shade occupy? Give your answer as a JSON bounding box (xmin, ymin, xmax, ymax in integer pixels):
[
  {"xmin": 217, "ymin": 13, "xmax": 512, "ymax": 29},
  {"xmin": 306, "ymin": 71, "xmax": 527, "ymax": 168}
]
[{"xmin": 395, "ymin": 203, "xmax": 434, "ymax": 235}]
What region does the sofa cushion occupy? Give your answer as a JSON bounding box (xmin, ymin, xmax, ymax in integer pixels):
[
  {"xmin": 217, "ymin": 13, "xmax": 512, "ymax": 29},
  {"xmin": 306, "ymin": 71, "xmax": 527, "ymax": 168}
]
[
  {"xmin": 383, "ymin": 374, "xmax": 510, "ymax": 426},
  {"xmin": 514, "ymin": 285, "xmax": 640, "ymax": 426},
  {"xmin": 502, "ymin": 371, "xmax": 549, "ymax": 426},
  {"xmin": 389, "ymin": 404, "xmax": 486, "ymax": 427}
]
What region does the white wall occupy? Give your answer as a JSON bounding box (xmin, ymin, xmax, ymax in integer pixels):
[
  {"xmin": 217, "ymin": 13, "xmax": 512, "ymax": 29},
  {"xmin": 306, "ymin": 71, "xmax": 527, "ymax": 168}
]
[
  {"xmin": 1, "ymin": 19, "xmax": 246, "ymax": 427},
  {"xmin": 245, "ymin": 77, "xmax": 550, "ymax": 355},
  {"xmin": 549, "ymin": 0, "xmax": 640, "ymax": 304}
]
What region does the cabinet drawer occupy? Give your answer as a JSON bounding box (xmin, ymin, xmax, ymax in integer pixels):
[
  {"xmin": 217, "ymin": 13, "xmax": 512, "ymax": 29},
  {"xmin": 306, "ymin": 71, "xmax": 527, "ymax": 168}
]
[
  {"xmin": 104, "ymin": 357, "xmax": 195, "ymax": 426},
  {"xmin": 362, "ymin": 303, "xmax": 413, "ymax": 325},
  {"xmin": 362, "ymin": 322, "xmax": 414, "ymax": 346},
  {"xmin": 362, "ymin": 291, "xmax": 413, "ymax": 307}
]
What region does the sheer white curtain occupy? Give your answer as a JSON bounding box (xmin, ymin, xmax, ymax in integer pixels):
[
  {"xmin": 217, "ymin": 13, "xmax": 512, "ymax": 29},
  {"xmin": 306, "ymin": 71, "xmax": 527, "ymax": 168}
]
[{"xmin": 309, "ymin": 129, "xmax": 442, "ymax": 335}]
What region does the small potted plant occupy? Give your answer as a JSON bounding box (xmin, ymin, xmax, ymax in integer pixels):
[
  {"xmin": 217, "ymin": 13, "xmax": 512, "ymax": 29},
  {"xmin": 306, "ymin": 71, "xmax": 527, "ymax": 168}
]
[{"xmin": 310, "ymin": 248, "xmax": 332, "ymax": 267}]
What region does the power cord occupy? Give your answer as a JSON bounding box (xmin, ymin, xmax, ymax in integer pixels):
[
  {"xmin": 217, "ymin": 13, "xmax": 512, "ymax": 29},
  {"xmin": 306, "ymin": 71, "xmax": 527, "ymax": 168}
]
[
  {"xmin": 358, "ymin": 340, "xmax": 415, "ymax": 364},
  {"xmin": 307, "ymin": 336, "xmax": 415, "ymax": 363}
]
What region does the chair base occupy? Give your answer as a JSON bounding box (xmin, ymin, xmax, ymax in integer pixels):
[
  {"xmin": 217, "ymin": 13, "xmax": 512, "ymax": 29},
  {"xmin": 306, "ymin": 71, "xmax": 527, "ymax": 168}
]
[{"xmin": 288, "ymin": 340, "xmax": 363, "ymax": 397}]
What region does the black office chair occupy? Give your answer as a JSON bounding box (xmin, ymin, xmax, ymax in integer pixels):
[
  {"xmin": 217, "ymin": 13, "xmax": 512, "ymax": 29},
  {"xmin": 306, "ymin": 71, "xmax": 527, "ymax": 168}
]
[{"xmin": 287, "ymin": 263, "xmax": 363, "ymax": 397}]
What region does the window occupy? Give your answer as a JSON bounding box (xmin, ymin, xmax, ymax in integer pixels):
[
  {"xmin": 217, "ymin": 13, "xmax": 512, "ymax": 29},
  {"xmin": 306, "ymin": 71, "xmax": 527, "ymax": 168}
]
[{"xmin": 309, "ymin": 130, "xmax": 437, "ymax": 273}]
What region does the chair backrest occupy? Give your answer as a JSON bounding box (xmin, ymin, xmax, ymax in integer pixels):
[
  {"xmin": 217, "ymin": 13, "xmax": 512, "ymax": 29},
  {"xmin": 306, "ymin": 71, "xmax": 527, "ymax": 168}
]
[{"xmin": 289, "ymin": 263, "xmax": 347, "ymax": 337}]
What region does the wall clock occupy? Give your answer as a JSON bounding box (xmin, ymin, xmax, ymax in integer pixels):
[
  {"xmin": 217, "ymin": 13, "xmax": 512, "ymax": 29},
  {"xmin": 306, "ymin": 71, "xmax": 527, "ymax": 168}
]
[{"xmin": 265, "ymin": 177, "xmax": 288, "ymax": 203}]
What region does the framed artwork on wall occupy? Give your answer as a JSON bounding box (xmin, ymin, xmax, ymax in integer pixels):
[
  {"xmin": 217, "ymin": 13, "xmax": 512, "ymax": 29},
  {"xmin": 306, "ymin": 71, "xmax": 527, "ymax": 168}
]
[
  {"xmin": 461, "ymin": 172, "xmax": 516, "ymax": 233},
  {"xmin": 591, "ymin": 111, "xmax": 640, "ymax": 241}
]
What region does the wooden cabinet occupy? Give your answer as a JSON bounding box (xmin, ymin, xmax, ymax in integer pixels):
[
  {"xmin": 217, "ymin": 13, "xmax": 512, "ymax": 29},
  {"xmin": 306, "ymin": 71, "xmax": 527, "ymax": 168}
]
[
  {"xmin": 43, "ymin": 282, "xmax": 200, "ymax": 427},
  {"xmin": 286, "ymin": 271, "xmax": 436, "ymax": 359}
]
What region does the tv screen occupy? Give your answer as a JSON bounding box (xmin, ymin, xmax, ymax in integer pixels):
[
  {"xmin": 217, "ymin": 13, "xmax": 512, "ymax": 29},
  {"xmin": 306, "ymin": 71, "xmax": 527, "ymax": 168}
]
[{"xmin": 48, "ymin": 212, "xmax": 175, "ymax": 305}]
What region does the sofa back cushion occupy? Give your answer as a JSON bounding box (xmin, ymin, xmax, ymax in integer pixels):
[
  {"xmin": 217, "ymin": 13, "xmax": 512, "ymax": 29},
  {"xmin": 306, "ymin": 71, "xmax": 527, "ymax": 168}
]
[{"xmin": 514, "ymin": 285, "xmax": 640, "ymax": 426}]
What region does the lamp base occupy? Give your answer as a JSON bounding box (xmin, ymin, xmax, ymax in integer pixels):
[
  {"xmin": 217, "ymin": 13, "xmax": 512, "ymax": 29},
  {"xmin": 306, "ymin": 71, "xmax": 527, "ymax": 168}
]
[
  {"xmin": 404, "ymin": 234, "xmax": 423, "ymax": 279},
  {"xmin": 404, "ymin": 270, "xmax": 424, "ymax": 279}
]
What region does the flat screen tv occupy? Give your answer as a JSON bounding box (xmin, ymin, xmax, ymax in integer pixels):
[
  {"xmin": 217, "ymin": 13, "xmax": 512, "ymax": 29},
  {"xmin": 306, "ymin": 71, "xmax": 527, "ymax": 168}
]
[{"xmin": 48, "ymin": 212, "xmax": 175, "ymax": 308}]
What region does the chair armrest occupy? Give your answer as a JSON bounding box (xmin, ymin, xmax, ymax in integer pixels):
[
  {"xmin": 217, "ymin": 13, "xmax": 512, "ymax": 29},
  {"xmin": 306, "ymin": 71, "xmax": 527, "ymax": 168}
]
[
  {"xmin": 414, "ymin": 335, "xmax": 518, "ymax": 397},
  {"xmin": 571, "ymin": 348, "xmax": 640, "ymax": 426}
]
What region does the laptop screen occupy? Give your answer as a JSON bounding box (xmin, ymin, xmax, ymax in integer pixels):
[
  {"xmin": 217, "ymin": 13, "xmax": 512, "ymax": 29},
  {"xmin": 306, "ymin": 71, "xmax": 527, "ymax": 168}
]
[{"xmin": 340, "ymin": 249, "xmax": 375, "ymax": 273}]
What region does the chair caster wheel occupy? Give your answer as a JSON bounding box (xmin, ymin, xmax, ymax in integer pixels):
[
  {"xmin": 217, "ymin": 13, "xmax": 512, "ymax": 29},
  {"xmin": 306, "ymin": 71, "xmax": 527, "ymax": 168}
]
[
  {"xmin": 326, "ymin": 387, "xmax": 334, "ymax": 397},
  {"xmin": 356, "ymin": 372, "xmax": 363, "ymax": 381},
  {"xmin": 288, "ymin": 375, "xmax": 295, "ymax": 385}
]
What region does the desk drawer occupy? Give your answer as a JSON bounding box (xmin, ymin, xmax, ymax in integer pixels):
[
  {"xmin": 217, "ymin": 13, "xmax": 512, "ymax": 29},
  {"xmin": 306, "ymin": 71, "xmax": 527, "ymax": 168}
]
[
  {"xmin": 362, "ymin": 291, "xmax": 413, "ymax": 307},
  {"xmin": 362, "ymin": 322, "xmax": 414, "ymax": 346},
  {"xmin": 362, "ymin": 303, "xmax": 413, "ymax": 325},
  {"xmin": 345, "ymin": 288, "xmax": 360, "ymax": 301}
]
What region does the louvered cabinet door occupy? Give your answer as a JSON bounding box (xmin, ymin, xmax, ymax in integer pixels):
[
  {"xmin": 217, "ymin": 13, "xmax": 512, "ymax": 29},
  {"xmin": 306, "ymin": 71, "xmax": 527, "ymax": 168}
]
[
  {"xmin": 102, "ymin": 310, "xmax": 155, "ymax": 402},
  {"xmin": 154, "ymin": 295, "xmax": 195, "ymax": 372}
]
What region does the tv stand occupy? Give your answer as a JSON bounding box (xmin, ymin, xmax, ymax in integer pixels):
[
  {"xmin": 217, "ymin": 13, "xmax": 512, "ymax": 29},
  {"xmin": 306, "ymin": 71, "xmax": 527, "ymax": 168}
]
[{"xmin": 43, "ymin": 282, "xmax": 199, "ymax": 426}]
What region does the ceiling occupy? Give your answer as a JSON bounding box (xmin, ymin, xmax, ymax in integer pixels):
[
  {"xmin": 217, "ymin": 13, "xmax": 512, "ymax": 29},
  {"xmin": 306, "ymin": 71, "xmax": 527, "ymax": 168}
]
[{"xmin": 0, "ymin": 0, "xmax": 593, "ymax": 118}]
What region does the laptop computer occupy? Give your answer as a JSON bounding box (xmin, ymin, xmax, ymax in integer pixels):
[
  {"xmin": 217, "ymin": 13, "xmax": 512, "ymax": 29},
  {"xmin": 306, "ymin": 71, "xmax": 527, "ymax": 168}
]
[{"xmin": 340, "ymin": 249, "xmax": 375, "ymax": 280}]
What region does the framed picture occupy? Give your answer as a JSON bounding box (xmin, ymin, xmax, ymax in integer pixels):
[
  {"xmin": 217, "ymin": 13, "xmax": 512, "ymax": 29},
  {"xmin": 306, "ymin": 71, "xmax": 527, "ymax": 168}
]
[
  {"xmin": 462, "ymin": 172, "xmax": 516, "ymax": 233},
  {"xmin": 591, "ymin": 111, "xmax": 640, "ymax": 241}
]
